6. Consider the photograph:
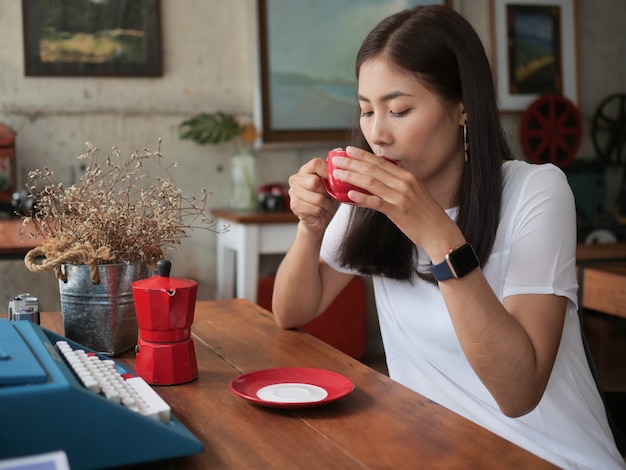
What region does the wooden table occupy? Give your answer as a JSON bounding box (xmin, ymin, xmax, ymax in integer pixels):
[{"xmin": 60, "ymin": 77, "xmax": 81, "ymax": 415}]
[
  {"xmin": 212, "ymin": 208, "xmax": 298, "ymax": 301},
  {"xmin": 575, "ymin": 243, "xmax": 626, "ymax": 392},
  {"xmin": 41, "ymin": 299, "xmax": 552, "ymax": 469},
  {"xmin": 576, "ymin": 242, "xmax": 626, "ymax": 264},
  {"xmin": 580, "ymin": 265, "xmax": 626, "ymax": 319},
  {"xmin": 576, "ymin": 243, "xmax": 626, "ymax": 319},
  {"xmin": 0, "ymin": 217, "xmax": 41, "ymax": 260}
]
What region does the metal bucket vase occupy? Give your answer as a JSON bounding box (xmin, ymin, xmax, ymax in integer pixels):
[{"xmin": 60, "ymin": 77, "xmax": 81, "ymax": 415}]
[{"xmin": 59, "ymin": 262, "xmax": 149, "ymax": 356}]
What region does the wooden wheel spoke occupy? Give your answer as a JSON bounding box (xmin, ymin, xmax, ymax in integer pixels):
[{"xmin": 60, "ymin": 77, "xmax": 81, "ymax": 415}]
[
  {"xmin": 532, "ymin": 140, "xmax": 550, "ymax": 160},
  {"xmin": 526, "ymin": 128, "xmax": 550, "ymax": 138},
  {"xmin": 520, "ymin": 94, "xmax": 582, "ymax": 168},
  {"xmin": 532, "ymin": 111, "xmax": 550, "ymax": 128}
]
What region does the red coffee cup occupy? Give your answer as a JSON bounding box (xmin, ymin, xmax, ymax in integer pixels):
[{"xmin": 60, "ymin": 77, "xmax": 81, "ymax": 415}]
[{"xmin": 323, "ymin": 149, "xmax": 397, "ymax": 204}]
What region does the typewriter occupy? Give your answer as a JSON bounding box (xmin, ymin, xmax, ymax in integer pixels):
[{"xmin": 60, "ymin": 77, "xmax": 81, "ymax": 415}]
[{"xmin": 0, "ymin": 319, "xmax": 203, "ymax": 469}]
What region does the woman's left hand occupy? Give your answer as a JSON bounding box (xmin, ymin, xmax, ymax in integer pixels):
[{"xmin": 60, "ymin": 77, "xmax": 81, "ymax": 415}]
[{"xmin": 331, "ymin": 146, "xmax": 464, "ymax": 259}]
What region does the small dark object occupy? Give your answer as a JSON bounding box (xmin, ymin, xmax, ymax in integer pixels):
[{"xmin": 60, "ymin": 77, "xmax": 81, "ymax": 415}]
[
  {"xmin": 257, "ymin": 183, "xmax": 289, "ymax": 212},
  {"xmin": 11, "ymin": 189, "xmax": 35, "ymax": 216}
]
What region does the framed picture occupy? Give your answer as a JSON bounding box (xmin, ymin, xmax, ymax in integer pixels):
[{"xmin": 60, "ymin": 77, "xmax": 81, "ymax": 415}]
[
  {"xmin": 256, "ymin": 0, "xmax": 449, "ymax": 144},
  {"xmin": 22, "ymin": 0, "xmax": 162, "ymax": 77},
  {"xmin": 0, "ymin": 124, "xmax": 16, "ymax": 204},
  {"xmin": 492, "ymin": 0, "xmax": 579, "ymax": 112}
]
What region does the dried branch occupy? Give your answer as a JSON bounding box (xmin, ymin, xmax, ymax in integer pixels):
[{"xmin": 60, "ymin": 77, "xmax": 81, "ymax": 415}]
[{"xmin": 22, "ymin": 140, "xmax": 217, "ymax": 270}]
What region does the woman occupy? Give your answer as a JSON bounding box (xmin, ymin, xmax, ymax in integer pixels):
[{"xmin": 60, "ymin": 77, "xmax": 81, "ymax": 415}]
[{"xmin": 271, "ymin": 5, "xmax": 624, "ymax": 469}]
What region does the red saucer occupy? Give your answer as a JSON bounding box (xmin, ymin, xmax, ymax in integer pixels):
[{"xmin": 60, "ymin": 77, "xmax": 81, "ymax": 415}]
[{"xmin": 229, "ymin": 367, "xmax": 354, "ymax": 409}]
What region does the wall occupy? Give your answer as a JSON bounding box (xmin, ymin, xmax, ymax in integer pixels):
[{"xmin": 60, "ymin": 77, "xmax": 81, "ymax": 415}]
[
  {"xmin": 0, "ymin": 0, "xmax": 265, "ymax": 310},
  {"xmin": 0, "ymin": 0, "xmax": 624, "ymax": 315}
]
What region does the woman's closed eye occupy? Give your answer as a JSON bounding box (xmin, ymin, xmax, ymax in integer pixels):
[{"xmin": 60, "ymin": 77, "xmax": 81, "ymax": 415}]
[
  {"xmin": 360, "ymin": 108, "xmax": 411, "ymax": 118},
  {"xmin": 390, "ymin": 108, "xmax": 411, "ymax": 118}
]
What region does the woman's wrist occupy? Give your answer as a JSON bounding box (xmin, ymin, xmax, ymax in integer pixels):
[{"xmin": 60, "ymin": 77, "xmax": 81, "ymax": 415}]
[
  {"xmin": 296, "ymin": 221, "xmax": 326, "ymax": 245},
  {"xmin": 423, "ymin": 226, "xmax": 467, "ymax": 265}
]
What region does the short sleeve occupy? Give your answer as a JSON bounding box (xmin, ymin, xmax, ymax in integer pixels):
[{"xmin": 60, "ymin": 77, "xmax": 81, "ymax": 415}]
[
  {"xmin": 502, "ymin": 164, "xmax": 578, "ymax": 306},
  {"xmin": 320, "ymin": 204, "xmax": 360, "ymax": 275}
]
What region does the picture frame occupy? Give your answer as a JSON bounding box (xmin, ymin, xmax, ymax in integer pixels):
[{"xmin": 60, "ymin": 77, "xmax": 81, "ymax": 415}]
[
  {"xmin": 22, "ymin": 0, "xmax": 162, "ymax": 77},
  {"xmin": 0, "ymin": 124, "xmax": 17, "ymax": 205},
  {"xmin": 256, "ymin": 0, "xmax": 449, "ymax": 145},
  {"xmin": 491, "ymin": 0, "xmax": 579, "ymax": 112}
]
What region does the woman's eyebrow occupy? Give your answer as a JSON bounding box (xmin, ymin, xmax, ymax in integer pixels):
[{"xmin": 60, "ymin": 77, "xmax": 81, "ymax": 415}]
[{"xmin": 357, "ymin": 91, "xmax": 413, "ymax": 102}]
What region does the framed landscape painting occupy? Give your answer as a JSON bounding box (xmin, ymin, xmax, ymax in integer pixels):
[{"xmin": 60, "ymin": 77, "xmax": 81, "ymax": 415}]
[
  {"xmin": 22, "ymin": 0, "xmax": 162, "ymax": 77},
  {"xmin": 256, "ymin": 0, "xmax": 449, "ymax": 144}
]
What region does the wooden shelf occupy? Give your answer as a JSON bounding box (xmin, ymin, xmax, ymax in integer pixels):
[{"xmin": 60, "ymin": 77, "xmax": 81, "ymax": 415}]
[{"xmin": 211, "ymin": 208, "xmax": 297, "ymax": 225}]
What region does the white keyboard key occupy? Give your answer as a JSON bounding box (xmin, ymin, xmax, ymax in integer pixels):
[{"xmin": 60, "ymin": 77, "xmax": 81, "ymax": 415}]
[
  {"xmin": 125, "ymin": 377, "xmax": 171, "ymax": 423},
  {"xmin": 83, "ymin": 377, "xmax": 100, "ymax": 394},
  {"xmin": 122, "ymin": 396, "xmax": 137, "ymax": 407},
  {"xmin": 102, "ymin": 386, "xmax": 120, "ymax": 403},
  {"xmin": 55, "ymin": 340, "xmax": 171, "ymax": 424}
]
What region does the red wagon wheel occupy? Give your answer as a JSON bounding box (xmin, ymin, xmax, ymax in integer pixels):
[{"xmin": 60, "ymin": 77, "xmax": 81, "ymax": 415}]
[{"xmin": 519, "ymin": 94, "xmax": 583, "ymax": 169}]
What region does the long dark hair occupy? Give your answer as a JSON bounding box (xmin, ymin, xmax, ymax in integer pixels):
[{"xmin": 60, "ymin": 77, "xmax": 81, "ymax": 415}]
[{"xmin": 338, "ymin": 5, "xmax": 513, "ymax": 283}]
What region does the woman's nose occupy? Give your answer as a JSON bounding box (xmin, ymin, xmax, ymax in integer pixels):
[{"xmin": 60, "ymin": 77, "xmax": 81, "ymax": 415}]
[{"xmin": 370, "ymin": 116, "xmax": 392, "ymax": 147}]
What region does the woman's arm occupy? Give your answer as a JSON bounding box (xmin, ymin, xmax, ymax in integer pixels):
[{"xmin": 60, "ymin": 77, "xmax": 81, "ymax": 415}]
[
  {"xmin": 417, "ymin": 215, "xmax": 566, "ymax": 417},
  {"xmin": 439, "ymin": 273, "xmax": 566, "ymax": 417},
  {"xmin": 272, "ymin": 224, "xmax": 353, "ymax": 329},
  {"xmin": 271, "ymin": 157, "xmax": 354, "ymax": 329}
]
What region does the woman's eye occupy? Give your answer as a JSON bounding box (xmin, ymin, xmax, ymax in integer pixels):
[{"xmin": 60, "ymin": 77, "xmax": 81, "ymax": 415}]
[
  {"xmin": 390, "ymin": 109, "xmax": 411, "ymax": 117},
  {"xmin": 360, "ymin": 110, "xmax": 373, "ymax": 117}
]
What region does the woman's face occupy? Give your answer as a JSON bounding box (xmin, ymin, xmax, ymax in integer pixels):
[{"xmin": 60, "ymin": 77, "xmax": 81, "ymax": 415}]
[{"xmin": 357, "ymin": 57, "xmax": 465, "ymax": 188}]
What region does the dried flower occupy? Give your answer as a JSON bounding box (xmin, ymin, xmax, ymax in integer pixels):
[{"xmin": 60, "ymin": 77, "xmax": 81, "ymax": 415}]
[{"xmin": 22, "ymin": 140, "xmax": 216, "ymax": 282}]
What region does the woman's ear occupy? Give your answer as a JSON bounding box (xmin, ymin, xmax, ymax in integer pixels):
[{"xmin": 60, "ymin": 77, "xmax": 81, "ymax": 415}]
[{"xmin": 458, "ymin": 103, "xmax": 467, "ymax": 126}]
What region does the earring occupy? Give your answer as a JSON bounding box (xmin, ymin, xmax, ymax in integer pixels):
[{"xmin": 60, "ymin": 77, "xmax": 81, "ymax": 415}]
[{"xmin": 463, "ymin": 124, "xmax": 469, "ymax": 163}]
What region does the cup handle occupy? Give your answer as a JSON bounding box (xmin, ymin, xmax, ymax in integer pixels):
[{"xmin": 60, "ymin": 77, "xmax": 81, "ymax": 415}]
[{"xmin": 321, "ymin": 178, "xmax": 343, "ymax": 202}]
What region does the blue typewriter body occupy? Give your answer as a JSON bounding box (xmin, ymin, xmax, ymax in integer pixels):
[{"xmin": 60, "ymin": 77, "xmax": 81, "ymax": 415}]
[{"xmin": 0, "ymin": 319, "xmax": 203, "ymax": 469}]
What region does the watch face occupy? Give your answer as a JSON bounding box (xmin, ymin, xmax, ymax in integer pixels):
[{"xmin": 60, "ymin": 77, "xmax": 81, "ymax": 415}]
[{"xmin": 448, "ymin": 243, "xmax": 479, "ymax": 278}]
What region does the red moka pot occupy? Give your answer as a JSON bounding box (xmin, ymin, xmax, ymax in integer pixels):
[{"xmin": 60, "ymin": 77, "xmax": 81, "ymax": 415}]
[{"xmin": 131, "ymin": 260, "xmax": 198, "ymax": 385}]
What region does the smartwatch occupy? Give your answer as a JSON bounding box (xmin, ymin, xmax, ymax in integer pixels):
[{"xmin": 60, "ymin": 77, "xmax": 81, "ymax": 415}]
[{"xmin": 429, "ymin": 243, "xmax": 479, "ymax": 281}]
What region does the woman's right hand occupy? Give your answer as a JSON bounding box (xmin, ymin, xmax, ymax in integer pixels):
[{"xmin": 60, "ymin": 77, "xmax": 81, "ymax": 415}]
[{"xmin": 288, "ymin": 157, "xmax": 339, "ymax": 235}]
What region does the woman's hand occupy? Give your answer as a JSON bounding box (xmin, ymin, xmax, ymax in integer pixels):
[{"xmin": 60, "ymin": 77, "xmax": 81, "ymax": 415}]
[
  {"xmin": 329, "ymin": 146, "xmax": 463, "ymax": 260},
  {"xmin": 288, "ymin": 157, "xmax": 339, "ymax": 236}
]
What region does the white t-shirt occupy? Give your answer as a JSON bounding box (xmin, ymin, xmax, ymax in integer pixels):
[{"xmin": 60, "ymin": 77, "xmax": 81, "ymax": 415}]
[{"xmin": 320, "ymin": 160, "xmax": 625, "ymax": 469}]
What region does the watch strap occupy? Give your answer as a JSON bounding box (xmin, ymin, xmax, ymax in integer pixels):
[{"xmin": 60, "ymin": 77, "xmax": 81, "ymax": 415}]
[{"xmin": 429, "ymin": 257, "xmax": 454, "ymax": 281}]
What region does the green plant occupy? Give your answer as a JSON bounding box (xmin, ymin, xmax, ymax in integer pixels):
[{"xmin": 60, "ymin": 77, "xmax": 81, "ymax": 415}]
[
  {"xmin": 178, "ymin": 112, "xmax": 242, "ymax": 145},
  {"xmin": 178, "ymin": 112, "xmax": 258, "ymax": 152}
]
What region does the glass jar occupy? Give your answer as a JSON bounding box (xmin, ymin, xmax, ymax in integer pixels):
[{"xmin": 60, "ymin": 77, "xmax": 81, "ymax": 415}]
[{"xmin": 230, "ymin": 151, "xmax": 258, "ymax": 211}]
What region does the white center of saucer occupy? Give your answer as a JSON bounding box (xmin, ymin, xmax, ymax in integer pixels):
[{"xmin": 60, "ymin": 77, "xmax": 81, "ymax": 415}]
[{"xmin": 256, "ymin": 383, "xmax": 328, "ymax": 403}]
